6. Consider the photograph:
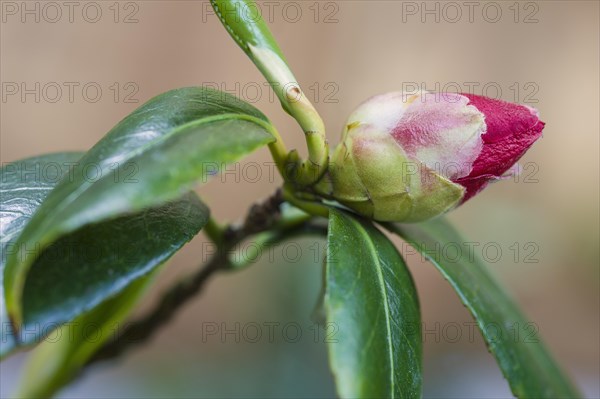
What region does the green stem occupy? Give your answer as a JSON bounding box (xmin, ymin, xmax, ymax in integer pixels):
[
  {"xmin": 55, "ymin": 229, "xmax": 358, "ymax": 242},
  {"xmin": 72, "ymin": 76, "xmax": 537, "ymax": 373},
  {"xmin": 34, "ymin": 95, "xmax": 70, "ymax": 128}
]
[
  {"xmin": 210, "ymin": 0, "xmax": 329, "ymax": 187},
  {"xmin": 86, "ymin": 189, "xmax": 325, "ymax": 367},
  {"xmin": 204, "ymin": 216, "xmax": 225, "ymax": 246},
  {"xmin": 282, "ymin": 184, "xmax": 329, "ymax": 219},
  {"xmin": 265, "ymin": 124, "xmax": 289, "ymax": 179},
  {"xmin": 280, "ymin": 86, "xmax": 329, "ymax": 187}
]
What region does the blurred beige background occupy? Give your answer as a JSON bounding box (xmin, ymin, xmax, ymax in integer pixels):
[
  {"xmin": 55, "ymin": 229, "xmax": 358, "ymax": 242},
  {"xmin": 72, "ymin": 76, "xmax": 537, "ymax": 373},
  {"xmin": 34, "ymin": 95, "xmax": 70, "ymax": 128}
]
[{"xmin": 1, "ymin": 1, "xmax": 598, "ymax": 397}]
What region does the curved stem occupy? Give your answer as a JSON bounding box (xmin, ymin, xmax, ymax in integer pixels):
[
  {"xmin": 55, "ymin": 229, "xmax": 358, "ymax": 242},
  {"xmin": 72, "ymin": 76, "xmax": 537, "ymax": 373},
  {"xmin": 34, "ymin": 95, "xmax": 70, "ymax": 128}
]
[
  {"xmin": 250, "ymin": 45, "xmax": 329, "ymax": 187},
  {"xmin": 210, "ymin": 0, "xmax": 329, "ymax": 187},
  {"xmin": 265, "ymin": 124, "xmax": 289, "ymax": 179}
]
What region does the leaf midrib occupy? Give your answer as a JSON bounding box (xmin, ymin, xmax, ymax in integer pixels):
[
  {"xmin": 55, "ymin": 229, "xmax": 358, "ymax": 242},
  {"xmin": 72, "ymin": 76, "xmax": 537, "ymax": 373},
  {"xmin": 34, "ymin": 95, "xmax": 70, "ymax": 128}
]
[
  {"xmin": 44, "ymin": 112, "xmax": 272, "ymax": 233},
  {"xmin": 346, "ymin": 215, "xmax": 396, "ymax": 398}
]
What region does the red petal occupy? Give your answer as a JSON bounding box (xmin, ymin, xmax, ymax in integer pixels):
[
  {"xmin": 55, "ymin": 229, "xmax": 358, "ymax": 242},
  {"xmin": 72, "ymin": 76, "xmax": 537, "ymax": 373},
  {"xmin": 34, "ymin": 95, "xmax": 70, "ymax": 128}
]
[{"xmin": 455, "ymin": 94, "xmax": 545, "ymax": 202}]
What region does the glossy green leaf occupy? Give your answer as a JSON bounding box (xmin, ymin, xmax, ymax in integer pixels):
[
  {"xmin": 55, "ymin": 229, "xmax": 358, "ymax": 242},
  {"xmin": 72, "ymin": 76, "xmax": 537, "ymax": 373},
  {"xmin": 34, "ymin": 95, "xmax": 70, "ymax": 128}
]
[
  {"xmin": 13, "ymin": 269, "xmax": 157, "ymax": 398},
  {"xmin": 325, "ymin": 209, "xmax": 422, "ymax": 398},
  {"xmin": 1, "ymin": 153, "xmax": 83, "ymax": 357},
  {"xmin": 385, "ymin": 218, "xmax": 581, "ymax": 398},
  {"xmin": 4, "ymin": 87, "xmax": 274, "ymax": 329},
  {"xmin": 1, "ymin": 153, "xmax": 209, "ymax": 358}
]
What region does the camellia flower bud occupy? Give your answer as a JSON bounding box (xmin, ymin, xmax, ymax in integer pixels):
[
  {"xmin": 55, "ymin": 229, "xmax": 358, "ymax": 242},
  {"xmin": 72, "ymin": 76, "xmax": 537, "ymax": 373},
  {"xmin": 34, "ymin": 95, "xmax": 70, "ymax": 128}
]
[{"xmin": 315, "ymin": 91, "xmax": 544, "ymax": 222}]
